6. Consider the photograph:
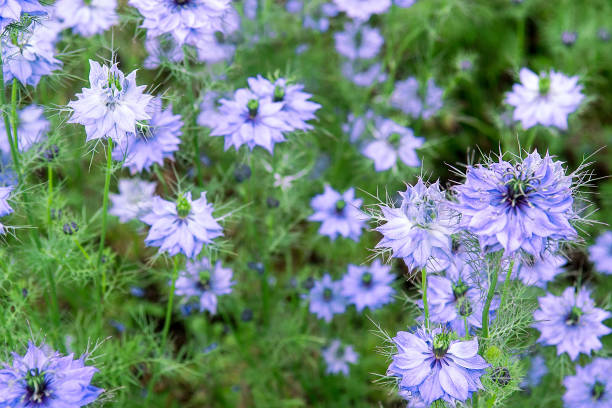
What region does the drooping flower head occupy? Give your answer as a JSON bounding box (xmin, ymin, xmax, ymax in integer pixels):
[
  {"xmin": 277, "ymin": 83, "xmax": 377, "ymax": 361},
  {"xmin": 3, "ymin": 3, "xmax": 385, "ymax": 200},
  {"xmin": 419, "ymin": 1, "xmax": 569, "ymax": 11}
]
[
  {"xmin": 55, "ymin": 0, "xmax": 118, "ymax": 37},
  {"xmin": 1, "ymin": 21, "xmax": 62, "ymax": 87},
  {"xmin": 175, "ymin": 257, "xmax": 234, "ymax": 314},
  {"xmin": 112, "ymin": 97, "xmax": 183, "ymax": 174},
  {"xmin": 304, "ymin": 274, "xmax": 347, "ymax": 322},
  {"xmin": 391, "ymin": 77, "xmax": 444, "ymax": 119},
  {"xmin": 453, "ymin": 151, "xmax": 578, "ymax": 257},
  {"xmin": 387, "ymin": 327, "xmax": 489, "ymax": 406},
  {"xmin": 0, "ymin": 0, "xmax": 46, "ymax": 30},
  {"xmin": 563, "ymin": 358, "xmax": 612, "ymax": 408},
  {"xmin": 0, "ymin": 185, "xmax": 14, "ymax": 216},
  {"xmin": 68, "ymin": 60, "xmax": 153, "ymax": 143},
  {"xmin": 505, "ymin": 68, "xmax": 584, "ymax": 130},
  {"xmin": 341, "ymin": 260, "xmax": 395, "ymax": 312},
  {"xmin": 589, "ymin": 231, "xmax": 612, "ymax": 275},
  {"xmin": 109, "ymin": 178, "xmax": 156, "ymax": 223},
  {"xmin": 308, "ymin": 186, "xmax": 366, "ymax": 242},
  {"xmin": 321, "ymin": 340, "xmax": 358, "ymax": 375},
  {"xmin": 247, "ymin": 75, "xmax": 321, "ymax": 132},
  {"xmin": 533, "ymin": 287, "xmax": 611, "ymax": 360},
  {"xmin": 334, "ymin": 22, "xmax": 384, "ymax": 60},
  {"xmin": 333, "ymin": 0, "xmax": 391, "ymax": 21},
  {"xmin": 141, "ymin": 191, "xmax": 223, "ymax": 258},
  {"xmin": 210, "ymin": 84, "xmax": 292, "ymax": 154},
  {"xmin": 361, "ymin": 117, "xmax": 424, "ymax": 172},
  {"xmin": 0, "ymin": 342, "xmax": 103, "ymax": 407},
  {"xmin": 0, "ymin": 105, "xmax": 49, "ymax": 155},
  {"xmin": 375, "ymin": 179, "xmax": 457, "ymax": 271}
]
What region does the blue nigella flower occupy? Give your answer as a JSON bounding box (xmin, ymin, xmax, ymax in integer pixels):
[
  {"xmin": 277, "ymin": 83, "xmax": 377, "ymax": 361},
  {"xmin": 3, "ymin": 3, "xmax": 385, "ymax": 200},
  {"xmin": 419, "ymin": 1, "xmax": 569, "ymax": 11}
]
[
  {"xmin": 387, "ymin": 327, "xmax": 489, "ymax": 406},
  {"xmin": 453, "ymin": 151, "xmax": 578, "ymax": 257},
  {"xmin": 109, "ymin": 178, "xmax": 156, "ymax": 223},
  {"xmin": 0, "ymin": 105, "xmax": 48, "ymax": 155},
  {"xmin": 175, "ymin": 257, "xmax": 234, "ymax": 314},
  {"xmin": 391, "ymin": 77, "xmax": 444, "ymax": 119},
  {"xmin": 333, "ymin": 0, "xmax": 391, "ymax": 21},
  {"xmin": 533, "ymin": 287, "xmax": 611, "ymax": 361},
  {"xmin": 343, "ymin": 110, "xmax": 377, "ymax": 144},
  {"xmin": 308, "ymin": 185, "xmax": 366, "ymax": 242},
  {"xmin": 141, "ymin": 191, "xmax": 223, "ymax": 258},
  {"xmin": 361, "ymin": 117, "xmax": 424, "ymax": 172},
  {"xmin": 0, "ymin": 342, "xmax": 103, "ymax": 407},
  {"xmin": 305, "ymin": 273, "xmax": 347, "ymax": 322},
  {"xmin": 520, "ymin": 354, "xmax": 547, "ymax": 389},
  {"xmin": 375, "ymin": 179, "xmax": 457, "ymax": 272},
  {"xmin": 143, "ymin": 34, "xmax": 184, "ymax": 70},
  {"xmin": 112, "ymin": 97, "xmax": 183, "ymax": 174},
  {"xmin": 507, "ymin": 252, "xmax": 566, "ymax": 288},
  {"xmin": 321, "ymin": 339, "xmax": 358, "ymax": 375},
  {"xmin": 1, "ymin": 22, "xmax": 62, "ymax": 87},
  {"xmin": 0, "ymin": 0, "xmax": 46, "ymax": 30},
  {"xmin": 68, "ymin": 60, "xmax": 153, "ymax": 143},
  {"xmin": 589, "ymin": 231, "xmax": 612, "ymax": 275},
  {"xmin": 563, "ymin": 358, "xmax": 612, "ymax": 408},
  {"xmin": 341, "ymin": 259, "xmax": 395, "ymax": 312},
  {"xmin": 341, "ymin": 61, "xmax": 387, "ymax": 88},
  {"xmin": 0, "ymin": 185, "xmax": 14, "ymax": 217},
  {"xmin": 334, "ymin": 22, "xmax": 384, "ymax": 60},
  {"xmin": 55, "ymin": 0, "xmax": 118, "ymax": 37}
]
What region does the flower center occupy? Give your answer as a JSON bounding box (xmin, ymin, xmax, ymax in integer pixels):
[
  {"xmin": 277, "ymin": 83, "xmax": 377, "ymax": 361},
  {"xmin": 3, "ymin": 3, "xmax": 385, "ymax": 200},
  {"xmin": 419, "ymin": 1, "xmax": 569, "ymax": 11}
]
[
  {"xmin": 387, "ymin": 132, "xmax": 402, "ymax": 148},
  {"xmin": 247, "ymin": 99, "xmax": 259, "ymax": 119},
  {"xmin": 335, "ymin": 345, "xmax": 345, "ymax": 359},
  {"xmin": 503, "ymin": 176, "xmax": 533, "ymax": 208},
  {"xmin": 273, "ymin": 85, "xmax": 285, "ymax": 102},
  {"xmin": 361, "ymin": 272, "xmax": 373, "ymax": 288},
  {"xmin": 592, "ymin": 381, "xmax": 605, "ymax": 401},
  {"xmin": 335, "ymin": 199, "xmax": 346, "ymax": 214},
  {"xmin": 452, "ymin": 281, "xmax": 469, "ymax": 299},
  {"xmin": 457, "ymin": 297, "xmax": 473, "ymax": 317},
  {"xmin": 323, "ymin": 287, "xmax": 333, "ymax": 302},
  {"xmin": 565, "ymin": 306, "xmax": 583, "ymax": 326},
  {"xmin": 197, "ymin": 270, "xmax": 212, "ymax": 291},
  {"xmin": 25, "ymin": 368, "xmax": 50, "ymax": 404},
  {"xmin": 176, "ymin": 196, "xmax": 192, "ymax": 218},
  {"xmin": 174, "ymin": 0, "xmax": 191, "ymax": 5},
  {"xmin": 108, "ymin": 72, "xmax": 122, "ymax": 92},
  {"xmin": 433, "ymin": 332, "xmax": 451, "ymax": 358},
  {"xmin": 538, "ymin": 75, "xmax": 550, "ymax": 95},
  {"xmin": 492, "ymin": 367, "xmax": 511, "ymax": 386}
]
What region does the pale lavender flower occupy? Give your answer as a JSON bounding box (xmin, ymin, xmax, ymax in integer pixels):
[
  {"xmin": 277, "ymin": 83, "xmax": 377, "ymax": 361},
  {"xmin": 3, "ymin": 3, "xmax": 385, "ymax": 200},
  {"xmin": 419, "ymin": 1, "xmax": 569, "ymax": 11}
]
[
  {"xmin": 109, "ymin": 178, "xmax": 156, "ymax": 223},
  {"xmin": 194, "ymin": 34, "xmax": 236, "ymax": 64},
  {"xmin": 387, "ymin": 328, "xmax": 489, "ymax": 405},
  {"xmin": 341, "ymin": 260, "xmax": 395, "ymax": 312},
  {"xmin": 143, "ymin": 34, "xmax": 184, "ymax": 70},
  {"xmin": 391, "ymin": 77, "xmax": 444, "ymax": 119},
  {"xmin": 286, "ymin": 0, "xmax": 302, "ymax": 13},
  {"xmin": 197, "ymin": 91, "xmax": 224, "ymax": 129},
  {"xmin": 509, "ymin": 252, "xmax": 566, "ymax": 287},
  {"xmin": 0, "ymin": 186, "xmax": 13, "ymax": 217},
  {"xmin": 333, "ymin": 0, "xmax": 391, "ymax": 21},
  {"xmin": 55, "ymin": 0, "xmax": 118, "ymax": 37},
  {"xmin": 321, "ymin": 340, "xmax": 358, "ymax": 375},
  {"xmin": 334, "ymin": 22, "xmax": 384, "ymax": 60},
  {"xmin": 141, "ymin": 191, "xmax": 223, "ymax": 258},
  {"xmin": 0, "ymin": 0, "xmax": 46, "ymax": 29},
  {"xmin": 308, "ymin": 185, "xmax": 366, "ymax": 242},
  {"xmin": 563, "ymin": 358, "xmax": 612, "ymax": 408},
  {"xmin": 589, "ymin": 231, "xmax": 612, "ymax": 275},
  {"xmin": 505, "ymin": 68, "xmax": 584, "ymax": 130},
  {"xmin": 343, "ymin": 110, "xmax": 376, "ymax": 143},
  {"xmin": 112, "ymin": 97, "xmax": 183, "ymax": 174},
  {"xmin": 342, "ymin": 61, "xmax": 387, "ymax": 87},
  {"xmin": 305, "ymin": 274, "xmax": 347, "ymax": 322},
  {"xmin": 395, "ymin": 0, "xmax": 416, "ymax": 7},
  {"xmin": 376, "ymin": 179, "xmax": 457, "ymax": 271},
  {"xmin": 561, "ymin": 31, "xmax": 577, "ymax": 46},
  {"xmin": 68, "ymin": 60, "xmax": 153, "ymax": 143},
  {"xmin": 175, "ymin": 257, "xmax": 234, "ymax": 314},
  {"xmin": 533, "ymin": 287, "xmax": 611, "ymax": 361},
  {"xmin": 0, "ymin": 105, "xmax": 49, "ymax": 155},
  {"xmin": 0, "ymin": 342, "xmax": 103, "ymax": 407},
  {"xmin": 361, "ymin": 118, "xmax": 424, "ymax": 171},
  {"xmin": 520, "ymin": 354, "xmax": 547, "ymax": 389}
]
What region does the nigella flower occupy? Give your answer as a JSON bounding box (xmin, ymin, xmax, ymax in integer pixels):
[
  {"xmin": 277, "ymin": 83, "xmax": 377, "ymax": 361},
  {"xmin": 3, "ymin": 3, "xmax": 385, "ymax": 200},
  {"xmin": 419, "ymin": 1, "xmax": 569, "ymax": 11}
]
[
  {"xmin": 0, "ymin": 186, "xmax": 13, "ymax": 216},
  {"xmin": 589, "ymin": 231, "xmax": 612, "ymax": 275},
  {"xmin": 563, "ymin": 358, "xmax": 612, "ymax": 408},
  {"xmin": 247, "ymin": 75, "xmax": 321, "ymax": 132},
  {"xmin": 375, "ymin": 179, "xmax": 456, "ymax": 271},
  {"xmin": 361, "ymin": 118, "xmax": 424, "ymax": 171},
  {"xmin": 305, "ymin": 274, "xmax": 347, "ymax": 322},
  {"xmin": 533, "ymin": 287, "xmax": 611, "ymax": 360},
  {"xmin": 141, "ymin": 191, "xmax": 223, "ymax": 258},
  {"xmin": 321, "ymin": 340, "xmax": 358, "ymax": 375},
  {"xmin": 0, "ymin": 105, "xmax": 49, "ymax": 155},
  {"xmin": 0, "ymin": 0, "xmax": 46, "ymax": 29},
  {"xmin": 0, "ymin": 342, "xmax": 103, "ymax": 407},
  {"xmin": 334, "ymin": 22, "xmax": 384, "ymax": 60},
  {"xmin": 343, "ymin": 110, "xmax": 376, "ymax": 144},
  {"xmin": 210, "ymin": 85, "xmax": 292, "ymax": 154},
  {"xmin": 112, "ymin": 97, "xmax": 183, "ymax": 174},
  {"xmin": 109, "ymin": 178, "xmax": 156, "ymax": 223},
  {"xmin": 1, "ymin": 22, "xmax": 62, "ymax": 87},
  {"xmin": 509, "ymin": 252, "xmax": 566, "ymax": 288},
  {"xmin": 391, "ymin": 77, "xmax": 444, "ymax": 119},
  {"xmin": 129, "ymin": 0, "xmax": 231, "ymax": 46},
  {"xmin": 333, "ymin": 0, "xmax": 391, "ymax": 21},
  {"xmin": 55, "ymin": 0, "xmax": 118, "ymax": 37},
  {"xmin": 197, "ymin": 91, "xmax": 224, "ymax": 129},
  {"xmin": 143, "ymin": 34, "xmax": 184, "ymax": 70},
  {"xmin": 68, "ymin": 60, "xmax": 153, "ymax": 143},
  {"xmin": 175, "ymin": 257, "xmax": 234, "ymax": 314},
  {"xmin": 505, "ymin": 68, "xmax": 584, "ymax": 130},
  {"xmin": 520, "ymin": 354, "xmax": 547, "ymax": 389},
  {"xmin": 341, "ymin": 260, "xmax": 395, "ymax": 312},
  {"xmin": 308, "ymin": 186, "xmax": 366, "ymax": 242},
  {"xmin": 452, "ymin": 151, "xmax": 577, "ymax": 257},
  {"xmin": 387, "ymin": 328, "xmax": 489, "ymax": 405},
  {"xmin": 341, "ymin": 61, "xmax": 387, "ymax": 87}
]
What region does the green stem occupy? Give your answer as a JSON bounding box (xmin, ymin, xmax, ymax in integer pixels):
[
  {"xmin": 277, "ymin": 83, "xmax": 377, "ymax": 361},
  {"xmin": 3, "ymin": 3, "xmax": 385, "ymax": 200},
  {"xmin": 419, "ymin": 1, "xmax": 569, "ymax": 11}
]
[
  {"xmin": 98, "ymin": 138, "xmax": 113, "ymax": 300},
  {"xmin": 161, "ymin": 256, "xmax": 180, "ymax": 350},
  {"xmin": 0, "ymin": 55, "xmax": 19, "ymax": 177},
  {"xmin": 500, "ymin": 259, "xmax": 515, "ymax": 309},
  {"xmin": 422, "ymin": 267, "xmax": 429, "ymax": 329},
  {"xmin": 463, "ymin": 316, "xmax": 470, "ymax": 339},
  {"xmin": 47, "ymin": 164, "xmax": 53, "ymax": 225},
  {"xmin": 481, "ymin": 257, "xmax": 501, "ymax": 339}
]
